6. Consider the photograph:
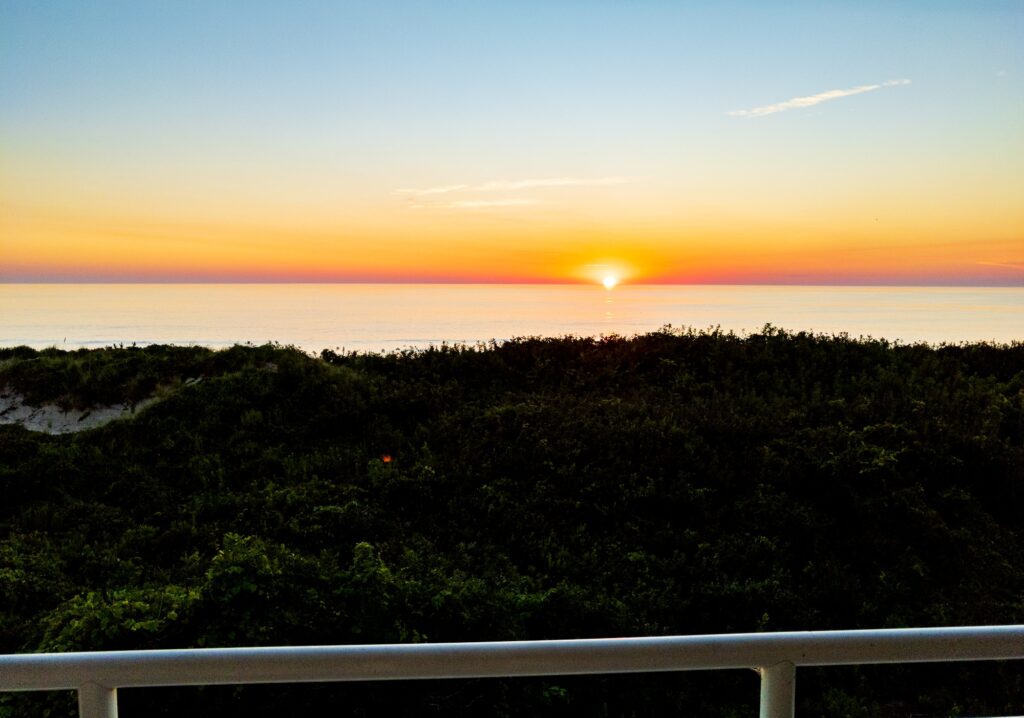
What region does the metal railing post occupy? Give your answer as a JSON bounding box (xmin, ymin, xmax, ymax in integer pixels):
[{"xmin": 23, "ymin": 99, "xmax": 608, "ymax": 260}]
[
  {"xmin": 758, "ymin": 661, "xmax": 795, "ymax": 718},
  {"xmin": 78, "ymin": 682, "xmax": 117, "ymax": 718}
]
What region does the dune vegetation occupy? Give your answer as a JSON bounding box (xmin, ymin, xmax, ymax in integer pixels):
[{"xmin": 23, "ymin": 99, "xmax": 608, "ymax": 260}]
[{"xmin": 1, "ymin": 328, "xmax": 1022, "ymax": 716}]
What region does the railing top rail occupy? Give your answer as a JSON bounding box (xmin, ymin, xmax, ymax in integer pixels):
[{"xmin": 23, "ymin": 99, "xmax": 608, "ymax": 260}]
[{"xmin": 2, "ymin": 625, "xmax": 1022, "ymax": 692}]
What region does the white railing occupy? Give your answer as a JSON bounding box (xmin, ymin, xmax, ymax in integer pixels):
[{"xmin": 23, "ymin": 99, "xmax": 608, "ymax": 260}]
[{"xmin": 2, "ymin": 625, "xmax": 1022, "ymax": 718}]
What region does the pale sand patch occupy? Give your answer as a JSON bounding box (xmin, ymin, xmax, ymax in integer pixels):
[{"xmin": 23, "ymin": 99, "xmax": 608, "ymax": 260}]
[{"xmin": 0, "ymin": 388, "xmax": 160, "ymax": 435}]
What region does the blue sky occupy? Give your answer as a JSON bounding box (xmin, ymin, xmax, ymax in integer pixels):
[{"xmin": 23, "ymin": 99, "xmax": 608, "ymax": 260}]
[{"xmin": 2, "ymin": 1, "xmax": 1021, "ymax": 283}]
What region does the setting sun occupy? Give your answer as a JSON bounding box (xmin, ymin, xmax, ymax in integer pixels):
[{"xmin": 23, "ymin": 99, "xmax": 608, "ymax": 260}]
[{"xmin": 602, "ymin": 275, "xmax": 619, "ymax": 290}]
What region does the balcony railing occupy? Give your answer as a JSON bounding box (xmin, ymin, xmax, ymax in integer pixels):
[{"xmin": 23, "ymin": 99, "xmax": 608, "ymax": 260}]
[{"xmin": 2, "ymin": 625, "xmax": 1022, "ymax": 718}]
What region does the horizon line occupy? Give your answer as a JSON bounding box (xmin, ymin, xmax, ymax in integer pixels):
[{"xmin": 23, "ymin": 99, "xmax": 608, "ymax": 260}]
[{"xmin": 2, "ymin": 279, "xmax": 1022, "ymax": 288}]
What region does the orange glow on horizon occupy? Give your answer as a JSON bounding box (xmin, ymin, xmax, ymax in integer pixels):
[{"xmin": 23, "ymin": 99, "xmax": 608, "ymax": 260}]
[{"xmin": 2, "ymin": 201, "xmax": 1022, "ymax": 285}]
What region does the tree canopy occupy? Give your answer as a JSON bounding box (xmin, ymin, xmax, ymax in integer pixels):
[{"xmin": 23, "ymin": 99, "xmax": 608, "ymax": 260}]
[{"xmin": 1, "ymin": 329, "xmax": 1022, "ymax": 716}]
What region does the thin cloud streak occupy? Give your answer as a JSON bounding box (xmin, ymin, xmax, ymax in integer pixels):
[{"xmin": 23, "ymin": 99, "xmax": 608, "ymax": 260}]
[
  {"xmin": 449, "ymin": 198, "xmax": 540, "ymax": 209},
  {"xmin": 396, "ymin": 176, "xmax": 637, "ymax": 197},
  {"xmin": 728, "ymin": 79, "xmax": 911, "ymax": 118},
  {"xmin": 410, "ymin": 198, "xmax": 541, "ymax": 210},
  {"xmin": 474, "ymin": 177, "xmax": 636, "ymax": 191},
  {"xmin": 976, "ymin": 260, "xmax": 1024, "ymax": 271},
  {"xmin": 396, "ymin": 184, "xmax": 469, "ymax": 196}
]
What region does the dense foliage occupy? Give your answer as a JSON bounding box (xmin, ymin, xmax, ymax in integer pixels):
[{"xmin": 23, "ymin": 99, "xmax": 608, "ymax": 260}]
[{"xmin": 1, "ymin": 329, "xmax": 1022, "ymax": 716}]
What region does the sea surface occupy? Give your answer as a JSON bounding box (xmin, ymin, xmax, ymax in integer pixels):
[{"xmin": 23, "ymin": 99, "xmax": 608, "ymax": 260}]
[{"xmin": 1, "ymin": 284, "xmax": 1020, "ymax": 353}]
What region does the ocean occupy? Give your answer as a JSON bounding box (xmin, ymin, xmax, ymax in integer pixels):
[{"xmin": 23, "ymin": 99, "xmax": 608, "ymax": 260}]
[{"xmin": 1, "ymin": 284, "xmax": 1020, "ymax": 353}]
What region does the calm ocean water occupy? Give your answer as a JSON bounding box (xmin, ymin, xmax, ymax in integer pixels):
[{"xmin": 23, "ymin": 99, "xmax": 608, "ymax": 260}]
[{"xmin": 1, "ymin": 284, "xmax": 1020, "ymax": 353}]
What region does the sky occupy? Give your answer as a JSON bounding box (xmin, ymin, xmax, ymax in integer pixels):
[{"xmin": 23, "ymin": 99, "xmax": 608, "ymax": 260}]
[{"xmin": 1, "ymin": 1, "xmax": 1022, "ymax": 285}]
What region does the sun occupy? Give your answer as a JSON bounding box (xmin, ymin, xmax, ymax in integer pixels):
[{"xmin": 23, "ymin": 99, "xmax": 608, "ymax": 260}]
[{"xmin": 575, "ymin": 261, "xmax": 631, "ymax": 288}]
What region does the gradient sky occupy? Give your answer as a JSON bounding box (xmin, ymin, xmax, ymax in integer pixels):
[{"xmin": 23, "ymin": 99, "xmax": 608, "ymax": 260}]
[{"xmin": 1, "ymin": 1, "xmax": 1022, "ymax": 285}]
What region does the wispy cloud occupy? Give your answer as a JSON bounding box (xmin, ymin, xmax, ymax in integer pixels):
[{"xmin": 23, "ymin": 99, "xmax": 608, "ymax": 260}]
[
  {"xmin": 473, "ymin": 177, "xmax": 636, "ymax": 192},
  {"xmin": 396, "ymin": 176, "xmax": 636, "ymax": 197},
  {"xmin": 976, "ymin": 260, "xmax": 1024, "ymax": 271},
  {"xmin": 728, "ymin": 79, "xmax": 911, "ymax": 118},
  {"xmin": 449, "ymin": 198, "xmax": 540, "ymax": 209},
  {"xmin": 397, "ymin": 184, "xmax": 470, "ymax": 196},
  {"xmin": 409, "ymin": 198, "xmax": 541, "ymax": 210}
]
